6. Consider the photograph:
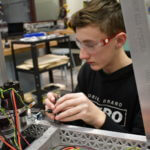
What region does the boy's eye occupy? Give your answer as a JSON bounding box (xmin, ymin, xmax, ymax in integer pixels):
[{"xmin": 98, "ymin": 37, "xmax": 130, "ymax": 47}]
[{"xmin": 85, "ymin": 43, "xmax": 95, "ymax": 48}]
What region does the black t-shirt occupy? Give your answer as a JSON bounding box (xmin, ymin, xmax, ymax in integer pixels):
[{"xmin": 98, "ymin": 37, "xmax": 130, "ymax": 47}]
[{"xmin": 72, "ymin": 63, "xmax": 145, "ymax": 135}]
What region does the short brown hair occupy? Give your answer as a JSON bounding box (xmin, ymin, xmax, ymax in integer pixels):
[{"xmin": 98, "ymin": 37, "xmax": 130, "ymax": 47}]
[{"xmin": 69, "ymin": 0, "xmax": 125, "ymax": 37}]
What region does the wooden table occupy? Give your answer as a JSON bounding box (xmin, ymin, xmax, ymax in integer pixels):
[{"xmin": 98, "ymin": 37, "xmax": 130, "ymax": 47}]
[
  {"xmin": 3, "ymin": 40, "xmax": 58, "ymax": 56},
  {"xmin": 47, "ymin": 28, "xmax": 74, "ymax": 35}
]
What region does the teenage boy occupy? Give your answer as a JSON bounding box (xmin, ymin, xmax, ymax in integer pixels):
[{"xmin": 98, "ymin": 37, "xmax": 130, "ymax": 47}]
[{"xmin": 45, "ymin": 0, "xmax": 145, "ymax": 135}]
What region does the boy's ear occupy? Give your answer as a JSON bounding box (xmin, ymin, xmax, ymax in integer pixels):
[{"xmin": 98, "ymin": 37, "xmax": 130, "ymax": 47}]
[{"xmin": 115, "ymin": 32, "xmax": 127, "ymax": 49}]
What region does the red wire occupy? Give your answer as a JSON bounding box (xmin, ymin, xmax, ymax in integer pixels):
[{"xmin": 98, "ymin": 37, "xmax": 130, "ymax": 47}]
[
  {"xmin": 20, "ymin": 134, "xmax": 30, "ymax": 146},
  {"xmin": 0, "ymin": 136, "xmax": 17, "ymax": 150},
  {"xmin": 12, "ymin": 90, "xmax": 22, "ymax": 150},
  {"xmin": 8, "ymin": 110, "xmax": 30, "ymax": 147}
]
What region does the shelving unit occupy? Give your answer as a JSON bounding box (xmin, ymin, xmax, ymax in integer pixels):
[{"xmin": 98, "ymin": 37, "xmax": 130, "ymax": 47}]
[{"xmin": 11, "ymin": 35, "xmax": 74, "ymax": 107}]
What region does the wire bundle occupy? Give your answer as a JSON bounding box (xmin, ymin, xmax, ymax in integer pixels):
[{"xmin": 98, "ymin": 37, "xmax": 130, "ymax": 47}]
[{"xmin": 0, "ymin": 88, "xmax": 29, "ymax": 150}]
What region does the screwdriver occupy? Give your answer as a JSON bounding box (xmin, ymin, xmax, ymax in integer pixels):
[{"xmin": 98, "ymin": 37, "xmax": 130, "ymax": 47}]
[{"xmin": 45, "ymin": 109, "xmax": 53, "ymax": 113}]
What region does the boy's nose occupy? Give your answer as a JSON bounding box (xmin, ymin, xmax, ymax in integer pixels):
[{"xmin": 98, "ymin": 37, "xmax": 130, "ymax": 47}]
[{"xmin": 79, "ymin": 48, "xmax": 90, "ymax": 60}]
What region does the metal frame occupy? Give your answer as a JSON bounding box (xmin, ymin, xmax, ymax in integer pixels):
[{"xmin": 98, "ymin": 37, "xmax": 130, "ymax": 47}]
[
  {"xmin": 25, "ymin": 120, "xmax": 148, "ymax": 150},
  {"xmin": 120, "ymin": 0, "xmax": 150, "ymax": 142},
  {"xmin": 0, "ymin": 117, "xmax": 149, "ymax": 150},
  {"xmin": 0, "ymin": 33, "xmax": 8, "ymax": 86}
]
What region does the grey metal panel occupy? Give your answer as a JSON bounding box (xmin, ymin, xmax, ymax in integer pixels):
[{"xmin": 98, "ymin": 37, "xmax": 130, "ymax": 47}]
[
  {"xmin": 121, "ymin": 0, "xmax": 150, "ymax": 141},
  {"xmin": 0, "ymin": 33, "xmax": 8, "ymax": 86},
  {"xmin": 35, "ymin": 0, "xmax": 59, "ymax": 21},
  {"xmin": 2, "ymin": 0, "xmax": 30, "ymax": 23}
]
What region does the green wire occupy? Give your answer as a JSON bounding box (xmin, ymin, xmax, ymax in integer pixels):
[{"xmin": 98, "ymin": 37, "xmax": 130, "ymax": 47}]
[{"xmin": 0, "ymin": 88, "xmax": 5, "ymax": 99}]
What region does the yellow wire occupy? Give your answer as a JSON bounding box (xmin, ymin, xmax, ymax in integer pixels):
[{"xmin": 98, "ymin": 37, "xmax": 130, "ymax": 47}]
[{"xmin": 126, "ymin": 147, "xmax": 141, "ymax": 150}]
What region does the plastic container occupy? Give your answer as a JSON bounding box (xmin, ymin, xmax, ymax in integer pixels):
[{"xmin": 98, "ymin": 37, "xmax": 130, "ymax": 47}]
[{"xmin": 23, "ymin": 32, "xmax": 46, "ymax": 38}]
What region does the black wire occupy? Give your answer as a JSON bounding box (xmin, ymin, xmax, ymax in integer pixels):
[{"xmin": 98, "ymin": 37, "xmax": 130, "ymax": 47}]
[{"xmin": 0, "ymin": 128, "xmax": 10, "ymax": 146}]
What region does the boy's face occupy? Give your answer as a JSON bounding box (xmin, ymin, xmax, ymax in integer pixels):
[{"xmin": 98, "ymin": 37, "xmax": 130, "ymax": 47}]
[{"xmin": 76, "ymin": 25, "xmax": 119, "ymax": 72}]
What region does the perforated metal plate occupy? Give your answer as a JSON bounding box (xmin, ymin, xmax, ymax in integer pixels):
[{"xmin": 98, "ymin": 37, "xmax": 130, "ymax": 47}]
[
  {"xmin": 22, "ymin": 124, "xmax": 49, "ymax": 138},
  {"xmin": 26, "ymin": 122, "xmax": 148, "ymax": 150},
  {"xmin": 58, "ymin": 126, "xmax": 148, "ymax": 150}
]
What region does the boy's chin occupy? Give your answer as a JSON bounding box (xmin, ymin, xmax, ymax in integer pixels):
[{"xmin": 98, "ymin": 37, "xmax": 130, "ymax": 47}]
[{"xmin": 90, "ymin": 64, "xmax": 102, "ymax": 71}]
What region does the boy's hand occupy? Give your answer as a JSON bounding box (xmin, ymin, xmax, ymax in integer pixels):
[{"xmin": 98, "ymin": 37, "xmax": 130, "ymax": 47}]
[
  {"xmin": 44, "ymin": 92, "xmax": 59, "ymax": 120},
  {"xmin": 52, "ymin": 92, "xmax": 106, "ymax": 128}
]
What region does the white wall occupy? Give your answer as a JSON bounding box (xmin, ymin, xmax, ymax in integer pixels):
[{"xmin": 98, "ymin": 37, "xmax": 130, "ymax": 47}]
[{"xmin": 66, "ymin": 0, "xmax": 84, "ymax": 18}]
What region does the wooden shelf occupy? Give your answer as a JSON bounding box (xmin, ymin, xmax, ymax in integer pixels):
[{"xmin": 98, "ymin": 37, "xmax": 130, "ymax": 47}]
[{"xmin": 17, "ymin": 54, "xmax": 69, "ymax": 70}]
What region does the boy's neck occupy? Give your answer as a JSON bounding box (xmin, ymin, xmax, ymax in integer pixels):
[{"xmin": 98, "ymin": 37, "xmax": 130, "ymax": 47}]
[{"xmin": 103, "ymin": 48, "xmax": 132, "ymax": 74}]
